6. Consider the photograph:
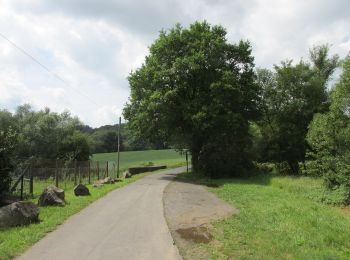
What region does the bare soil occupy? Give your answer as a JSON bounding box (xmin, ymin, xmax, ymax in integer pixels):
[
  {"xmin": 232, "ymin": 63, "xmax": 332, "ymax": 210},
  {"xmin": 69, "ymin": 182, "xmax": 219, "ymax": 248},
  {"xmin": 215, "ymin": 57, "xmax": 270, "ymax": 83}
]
[{"xmin": 163, "ymin": 180, "xmax": 238, "ymax": 259}]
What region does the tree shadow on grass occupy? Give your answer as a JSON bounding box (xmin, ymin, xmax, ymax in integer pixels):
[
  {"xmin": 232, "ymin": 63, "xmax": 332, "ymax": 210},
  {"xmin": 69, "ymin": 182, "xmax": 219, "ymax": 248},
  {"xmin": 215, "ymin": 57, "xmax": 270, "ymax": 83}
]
[{"xmin": 160, "ymin": 171, "xmax": 276, "ymax": 187}]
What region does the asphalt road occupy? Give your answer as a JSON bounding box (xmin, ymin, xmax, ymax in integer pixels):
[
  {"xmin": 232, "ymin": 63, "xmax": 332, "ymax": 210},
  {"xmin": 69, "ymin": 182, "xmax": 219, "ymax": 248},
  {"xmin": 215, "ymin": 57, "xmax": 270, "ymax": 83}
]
[{"xmin": 18, "ymin": 167, "xmax": 185, "ymax": 260}]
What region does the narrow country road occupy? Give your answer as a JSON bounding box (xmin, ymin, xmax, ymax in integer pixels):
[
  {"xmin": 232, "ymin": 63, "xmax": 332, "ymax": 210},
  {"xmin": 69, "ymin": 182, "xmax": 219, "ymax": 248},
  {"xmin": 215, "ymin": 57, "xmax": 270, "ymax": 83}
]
[{"xmin": 18, "ymin": 167, "xmax": 186, "ymax": 260}]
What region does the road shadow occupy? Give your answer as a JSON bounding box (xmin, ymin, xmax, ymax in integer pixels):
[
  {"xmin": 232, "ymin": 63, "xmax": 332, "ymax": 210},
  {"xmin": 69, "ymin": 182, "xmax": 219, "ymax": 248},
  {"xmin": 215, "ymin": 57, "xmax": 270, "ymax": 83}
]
[{"xmin": 159, "ymin": 170, "xmax": 275, "ymax": 187}]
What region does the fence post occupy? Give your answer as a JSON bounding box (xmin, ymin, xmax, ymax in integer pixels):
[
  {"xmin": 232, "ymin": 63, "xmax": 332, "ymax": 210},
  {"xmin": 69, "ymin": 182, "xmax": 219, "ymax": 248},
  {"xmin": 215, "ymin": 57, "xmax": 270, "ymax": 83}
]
[
  {"xmin": 106, "ymin": 161, "xmax": 109, "ymax": 177},
  {"xmin": 88, "ymin": 160, "xmax": 91, "ymax": 184},
  {"xmin": 186, "ymin": 151, "xmax": 189, "ymax": 174},
  {"xmin": 29, "ymin": 162, "xmax": 33, "ymax": 197},
  {"xmin": 97, "ymin": 161, "xmax": 100, "ymax": 180},
  {"xmin": 55, "ymin": 159, "xmax": 59, "ymax": 187},
  {"xmin": 20, "ymin": 175, "xmax": 24, "ymax": 200},
  {"xmin": 79, "ymin": 166, "xmax": 81, "ymax": 184},
  {"xmin": 74, "ymin": 160, "xmax": 77, "ymax": 185}
]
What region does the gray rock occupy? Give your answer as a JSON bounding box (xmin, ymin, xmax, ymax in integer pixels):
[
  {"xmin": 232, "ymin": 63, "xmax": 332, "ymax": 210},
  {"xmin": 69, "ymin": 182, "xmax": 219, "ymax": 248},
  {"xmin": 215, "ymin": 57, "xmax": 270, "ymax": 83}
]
[
  {"xmin": 124, "ymin": 171, "xmax": 132, "ymax": 178},
  {"xmin": 94, "ymin": 177, "xmax": 115, "ymax": 186},
  {"xmin": 74, "ymin": 184, "xmax": 90, "ymax": 196},
  {"xmin": 101, "ymin": 177, "xmax": 115, "ymax": 184},
  {"xmin": 38, "ymin": 185, "xmax": 65, "ymax": 206},
  {"xmin": 92, "ymin": 183, "xmax": 103, "ymax": 188},
  {"xmin": 0, "ymin": 201, "xmax": 39, "ymax": 228}
]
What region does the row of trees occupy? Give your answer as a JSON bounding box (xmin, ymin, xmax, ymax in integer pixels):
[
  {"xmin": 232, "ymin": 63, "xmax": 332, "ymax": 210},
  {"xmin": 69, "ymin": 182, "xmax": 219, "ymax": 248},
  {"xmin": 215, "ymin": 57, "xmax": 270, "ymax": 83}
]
[
  {"xmin": 0, "ymin": 105, "xmax": 91, "ymax": 198},
  {"xmin": 0, "ymin": 105, "xmax": 91, "ymax": 161},
  {"xmin": 84, "ymin": 124, "xmax": 168, "ymax": 153},
  {"xmin": 124, "ymin": 21, "xmax": 350, "ymax": 204}
]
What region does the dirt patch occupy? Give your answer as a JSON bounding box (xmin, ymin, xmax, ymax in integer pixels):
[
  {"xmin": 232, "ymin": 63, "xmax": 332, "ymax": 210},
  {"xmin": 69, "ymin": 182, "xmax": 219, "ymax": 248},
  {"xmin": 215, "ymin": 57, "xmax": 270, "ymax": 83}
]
[
  {"xmin": 163, "ymin": 180, "xmax": 238, "ymax": 259},
  {"xmin": 176, "ymin": 225, "xmax": 213, "ymax": 243},
  {"xmin": 339, "ymin": 207, "xmax": 350, "ymax": 216}
]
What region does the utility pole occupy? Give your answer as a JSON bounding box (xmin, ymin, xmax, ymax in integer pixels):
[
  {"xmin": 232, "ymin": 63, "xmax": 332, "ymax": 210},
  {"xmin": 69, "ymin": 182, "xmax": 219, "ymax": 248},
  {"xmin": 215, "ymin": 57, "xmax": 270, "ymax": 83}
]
[{"xmin": 117, "ymin": 117, "xmax": 121, "ymax": 178}]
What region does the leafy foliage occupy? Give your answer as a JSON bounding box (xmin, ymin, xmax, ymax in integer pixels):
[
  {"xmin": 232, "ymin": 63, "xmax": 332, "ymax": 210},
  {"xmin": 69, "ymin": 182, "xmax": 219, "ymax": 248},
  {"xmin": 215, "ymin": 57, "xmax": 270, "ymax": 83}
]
[
  {"xmin": 0, "ymin": 128, "xmax": 17, "ymax": 199},
  {"xmin": 307, "ymin": 57, "xmax": 350, "ymax": 204},
  {"xmin": 0, "ymin": 105, "xmax": 92, "ymax": 161},
  {"xmin": 124, "ymin": 22, "xmax": 260, "ymax": 177}
]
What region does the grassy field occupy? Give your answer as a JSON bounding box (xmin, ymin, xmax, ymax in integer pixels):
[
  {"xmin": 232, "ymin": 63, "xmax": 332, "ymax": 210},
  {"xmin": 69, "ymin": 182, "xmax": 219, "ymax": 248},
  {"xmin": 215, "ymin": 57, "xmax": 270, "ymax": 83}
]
[
  {"xmin": 91, "ymin": 149, "xmax": 186, "ymax": 171},
  {"xmin": 179, "ymin": 172, "xmax": 350, "ymax": 259},
  {"xmin": 1, "ymin": 149, "xmax": 186, "ymax": 260}
]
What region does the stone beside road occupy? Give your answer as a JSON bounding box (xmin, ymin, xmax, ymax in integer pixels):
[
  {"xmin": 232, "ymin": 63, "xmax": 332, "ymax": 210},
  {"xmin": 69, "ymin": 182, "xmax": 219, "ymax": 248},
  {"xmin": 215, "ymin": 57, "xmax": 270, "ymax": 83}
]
[
  {"xmin": 0, "ymin": 201, "xmax": 39, "ymax": 228},
  {"xmin": 38, "ymin": 185, "xmax": 65, "ymax": 206},
  {"xmin": 74, "ymin": 184, "xmax": 90, "ymax": 196}
]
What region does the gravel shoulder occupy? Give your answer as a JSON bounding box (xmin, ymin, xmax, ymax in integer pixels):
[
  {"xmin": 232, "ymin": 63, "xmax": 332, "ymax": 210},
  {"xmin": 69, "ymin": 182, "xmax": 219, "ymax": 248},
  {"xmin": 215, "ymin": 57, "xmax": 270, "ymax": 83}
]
[{"xmin": 163, "ymin": 180, "xmax": 239, "ymax": 259}]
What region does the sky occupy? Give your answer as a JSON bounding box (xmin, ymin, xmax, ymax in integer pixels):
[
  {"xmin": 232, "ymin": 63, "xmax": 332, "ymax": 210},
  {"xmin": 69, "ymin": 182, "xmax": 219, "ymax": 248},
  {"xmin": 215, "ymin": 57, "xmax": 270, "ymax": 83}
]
[{"xmin": 0, "ymin": 0, "xmax": 349, "ymax": 127}]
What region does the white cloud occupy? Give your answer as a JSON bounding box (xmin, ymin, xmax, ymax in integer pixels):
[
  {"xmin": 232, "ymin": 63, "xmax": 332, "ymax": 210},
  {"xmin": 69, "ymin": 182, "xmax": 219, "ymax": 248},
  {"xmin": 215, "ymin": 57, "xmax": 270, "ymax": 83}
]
[{"xmin": 0, "ymin": 0, "xmax": 349, "ymax": 127}]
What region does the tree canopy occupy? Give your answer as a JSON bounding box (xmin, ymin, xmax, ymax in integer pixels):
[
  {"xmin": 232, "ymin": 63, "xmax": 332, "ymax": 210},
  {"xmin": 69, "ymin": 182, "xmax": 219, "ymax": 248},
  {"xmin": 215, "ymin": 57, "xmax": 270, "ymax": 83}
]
[{"xmin": 124, "ymin": 21, "xmax": 260, "ymax": 177}]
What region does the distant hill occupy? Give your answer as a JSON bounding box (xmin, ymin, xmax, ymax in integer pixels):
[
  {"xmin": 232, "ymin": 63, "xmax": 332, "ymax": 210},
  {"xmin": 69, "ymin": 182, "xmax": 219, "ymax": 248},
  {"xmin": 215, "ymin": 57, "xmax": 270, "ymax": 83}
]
[{"xmin": 82, "ymin": 123, "xmax": 168, "ymax": 153}]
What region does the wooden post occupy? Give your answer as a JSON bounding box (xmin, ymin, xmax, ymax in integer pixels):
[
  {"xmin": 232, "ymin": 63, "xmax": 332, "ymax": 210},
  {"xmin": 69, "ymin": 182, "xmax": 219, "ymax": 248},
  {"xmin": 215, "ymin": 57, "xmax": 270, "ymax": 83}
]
[
  {"xmin": 55, "ymin": 159, "xmax": 59, "ymax": 187},
  {"xmin": 29, "ymin": 162, "xmax": 33, "ymax": 196},
  {"xmin": 186, "ymin": 151, "xmax": 189, "ymax": 173},
  {"xmin": 20, "ymin": 175, "xmax": 24, "ymax": 200},
  {"xmin": 117, "ymin": 117, "xmax": 121, "ymax": 178},
  {"xmin": 97, "ymin": 161, "xmax": 100, "ymax": 180},
  {"xmin": 74, "ymin": 160, "xmax": 77, "ymax": 185},
  {"xmin": 78, "ymin": 167, "xmax": 81, "ymax": 184},
  {"xmin": 88, "ymin": 160, "xmax": 91, "ymax": 184},
  {"xmin": 106, "ymin": 161, "xmax": 109, "ymax": 177}
]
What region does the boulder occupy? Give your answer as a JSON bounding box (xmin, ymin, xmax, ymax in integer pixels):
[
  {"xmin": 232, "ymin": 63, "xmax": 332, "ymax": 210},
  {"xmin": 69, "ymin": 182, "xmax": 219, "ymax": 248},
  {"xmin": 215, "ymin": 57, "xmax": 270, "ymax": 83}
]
[
  {"xmin": 95, "ymin": 177, "xmax": 115, "ymax": 185},
  {"xmin": 92, "ymin": 183, "xmax": 103, "ymax": 188},
  {"xmin": 124, "ymin": 171, "xmax": 132, "ymax": 178},
  {"xmin": 0, "ymin": 201, "xmax": 39, "ymax": 228},
  {"xmin": 38, "ymin": 185, "xmax": 65, "ymax": 206},
  {"xmin": 74, "ymin": 184, "xmax": 90, "ymax": 196},
  {"xmin": 101, "ymin": 177, "xmax": 115, "ymax": 184}
]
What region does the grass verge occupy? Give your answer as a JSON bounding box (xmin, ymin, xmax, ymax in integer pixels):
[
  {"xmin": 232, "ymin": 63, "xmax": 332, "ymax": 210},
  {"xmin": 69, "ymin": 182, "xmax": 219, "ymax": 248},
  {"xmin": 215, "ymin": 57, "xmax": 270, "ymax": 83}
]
[{"xmin": 177, "ymin": 172, "xmax": 350, "ymax": 259}]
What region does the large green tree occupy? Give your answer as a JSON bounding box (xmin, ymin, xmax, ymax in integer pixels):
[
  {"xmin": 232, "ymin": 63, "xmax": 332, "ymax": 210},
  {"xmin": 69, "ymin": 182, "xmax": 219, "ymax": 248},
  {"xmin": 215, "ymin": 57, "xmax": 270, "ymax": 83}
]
[
  {"xmin": 124, "ymin": 22, "xmax": 260, "ymax": 177},
  {"xmin": 256, "ymin": 45, "xmax": 339, "ymax": 174}
]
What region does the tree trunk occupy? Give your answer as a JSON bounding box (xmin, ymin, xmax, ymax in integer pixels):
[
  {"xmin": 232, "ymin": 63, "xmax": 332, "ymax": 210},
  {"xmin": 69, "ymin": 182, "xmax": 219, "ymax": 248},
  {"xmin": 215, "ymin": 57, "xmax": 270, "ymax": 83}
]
[
  {"xmin": 288, "ymin": 160, "xmax": 300, "ymax": 175},
  {"xmin": 190, "ymin": 145, "xmax": 201, "ymax": 173}
]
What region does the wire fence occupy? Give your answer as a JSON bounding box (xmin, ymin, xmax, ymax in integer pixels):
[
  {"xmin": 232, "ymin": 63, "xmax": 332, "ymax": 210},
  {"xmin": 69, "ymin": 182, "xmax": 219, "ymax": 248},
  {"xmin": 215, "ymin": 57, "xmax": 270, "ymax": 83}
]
[{"xmin": 10, "ymin": 158, "xmax": 119, "ymax": 199}]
